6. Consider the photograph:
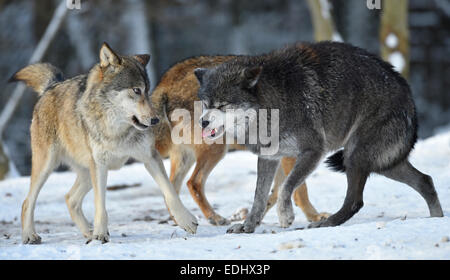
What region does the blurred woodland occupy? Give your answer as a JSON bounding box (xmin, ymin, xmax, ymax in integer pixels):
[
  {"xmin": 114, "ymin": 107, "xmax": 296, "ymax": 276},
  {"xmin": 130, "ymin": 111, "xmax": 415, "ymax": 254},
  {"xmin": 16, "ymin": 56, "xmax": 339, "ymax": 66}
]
[{"xmin": 0, "ymin": 0, "xmax": 449, "ymax": 178}]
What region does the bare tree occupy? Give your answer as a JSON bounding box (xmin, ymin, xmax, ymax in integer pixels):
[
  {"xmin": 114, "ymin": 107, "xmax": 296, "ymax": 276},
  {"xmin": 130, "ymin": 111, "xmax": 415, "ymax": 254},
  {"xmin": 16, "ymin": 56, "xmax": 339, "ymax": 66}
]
[
  {"xmin": 306, "ymin": 0, "xmax": 341, "ymax": 41},
  {"xmin": 124, "ymin": 0, "xmax": 157, "ymax": 89},
  {"xmin": 0, "ymin": 1, "xmax": 68, "ymax": 179},
  {"xmin": 66, "ymin": 6, "xmax": 96, "ymax": 70},
  {"xmin": 380, "ymin": 0, "xmax": 409, "ymax": 78}
]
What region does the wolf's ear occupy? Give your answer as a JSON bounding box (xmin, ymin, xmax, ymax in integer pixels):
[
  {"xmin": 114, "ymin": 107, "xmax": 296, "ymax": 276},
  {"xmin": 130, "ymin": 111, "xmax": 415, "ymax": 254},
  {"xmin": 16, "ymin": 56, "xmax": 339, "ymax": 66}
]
[
  {"xmin": 134, "ymin": 54, "xmax": 150, "ymax": 67},
  {"xmin": 241, "ymin": 66, "xmax": 262, "ymax": 89},
  {"xmin": 100, "ymin": 42, "xmax": 121, "ymax": 68},
  {"xmin": 194, "ymin": 68, "xmax": 208, "ymax": 85}
]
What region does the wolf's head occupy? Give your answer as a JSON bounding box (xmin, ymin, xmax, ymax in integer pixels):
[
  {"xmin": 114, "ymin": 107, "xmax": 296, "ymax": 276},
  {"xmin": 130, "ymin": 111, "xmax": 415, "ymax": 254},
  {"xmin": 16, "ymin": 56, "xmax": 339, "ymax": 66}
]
[
  {"xmin": 194, "ymin": 63, "xmax": 262, "ymax": 140},
  {"xmin": 91, "ymin": 43, "xmax": 159, "ymax": 131}
]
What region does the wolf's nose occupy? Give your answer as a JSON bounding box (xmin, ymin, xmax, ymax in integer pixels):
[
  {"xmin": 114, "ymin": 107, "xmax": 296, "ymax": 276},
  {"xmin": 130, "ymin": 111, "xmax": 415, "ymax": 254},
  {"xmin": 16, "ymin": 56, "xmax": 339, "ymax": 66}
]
[
  {"xmin": 201, "ymin": 119, "xmax": 209, "ymax": 128},
  {"xmin": 150, "ymin": 117, "xmax": 159, "ymax": 125}
]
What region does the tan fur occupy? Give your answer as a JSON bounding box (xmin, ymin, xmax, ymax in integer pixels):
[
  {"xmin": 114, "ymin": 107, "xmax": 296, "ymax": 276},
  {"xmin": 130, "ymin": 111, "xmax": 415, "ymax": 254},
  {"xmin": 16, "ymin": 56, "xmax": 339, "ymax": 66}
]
[
  {"xmin": 152, "ymin": 56, "xmax": 329, "ymax": 224},
  {"xmin": 15, "ymin": 44, "xmax": 198, "ymax": 244},
  {"xmin": 11, "ymin": 63, "xmax": 63, "ymax": 95}
]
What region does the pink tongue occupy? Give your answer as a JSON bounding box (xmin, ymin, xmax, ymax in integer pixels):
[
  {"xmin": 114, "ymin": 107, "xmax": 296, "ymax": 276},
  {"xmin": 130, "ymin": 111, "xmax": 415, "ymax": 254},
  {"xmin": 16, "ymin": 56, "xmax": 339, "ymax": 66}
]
[{"xmin": 202, "ymin": 128, "xmax": 216, "ymax": 138}]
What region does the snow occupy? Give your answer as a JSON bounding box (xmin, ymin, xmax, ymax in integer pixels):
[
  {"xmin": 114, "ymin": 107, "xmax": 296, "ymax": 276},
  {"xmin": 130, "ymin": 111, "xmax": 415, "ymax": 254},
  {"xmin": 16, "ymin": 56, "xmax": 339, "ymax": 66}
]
[
  {"xmin": 385, "ymin": 33, "xmax": 398, "ymax": 49},
  {"xmin": 332, "ymin": 32, "xmax": 343, "ymax": 42},
  {"xmin": 0, "ymin": 131, "xmax": 449, "ymax": 260},
  {"xmin": 389, "ymin": 51, "xmax": 405, "ymax": 73},
  {"xmin": 319, "ymin": 0, "xmax": 331, "ymax": 20}
]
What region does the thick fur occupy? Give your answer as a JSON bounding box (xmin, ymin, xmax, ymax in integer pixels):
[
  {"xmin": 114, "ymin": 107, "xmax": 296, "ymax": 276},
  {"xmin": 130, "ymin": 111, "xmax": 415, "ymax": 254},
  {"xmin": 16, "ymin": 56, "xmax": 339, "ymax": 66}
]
[
  {"xmin": 10, "ymin": 63, "xmax": 64, "ymax": 95},
  {"xmin": 13, "ymin": 43, "xmax": 197, "ymax": 244},
  {"xmin": 325, "ymin": 150, "xmax": 346, "ymax": 173},
  {"xmin": 152, "ymin": 56, "xmax": 329, "ymax": 225},
  {"xmin": 195, "ymin": 41, "xmax": 443, "ymax": 233}
]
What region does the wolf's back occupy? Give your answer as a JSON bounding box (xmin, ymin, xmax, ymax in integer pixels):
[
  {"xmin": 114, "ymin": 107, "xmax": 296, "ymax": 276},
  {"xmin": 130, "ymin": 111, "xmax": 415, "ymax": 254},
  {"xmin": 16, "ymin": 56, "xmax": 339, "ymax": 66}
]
[{"xmin": 9, "ymin": 63, "xmax": 64, "ymax": 96}]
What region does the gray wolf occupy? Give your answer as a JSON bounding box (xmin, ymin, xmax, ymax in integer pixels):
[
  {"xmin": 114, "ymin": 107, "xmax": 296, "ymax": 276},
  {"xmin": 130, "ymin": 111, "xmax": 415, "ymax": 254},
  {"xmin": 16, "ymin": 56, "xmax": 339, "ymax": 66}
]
[
  {"xmin": 151, "ymin": 55, "xmax": 329, "ymax": 225},
  {"xmin": 11, "ymin": 43, "xmax": 198, "ymax": 244},
  {"xmin": 195, "ymin": 41, "xmax": 444, "ymax": 233}
]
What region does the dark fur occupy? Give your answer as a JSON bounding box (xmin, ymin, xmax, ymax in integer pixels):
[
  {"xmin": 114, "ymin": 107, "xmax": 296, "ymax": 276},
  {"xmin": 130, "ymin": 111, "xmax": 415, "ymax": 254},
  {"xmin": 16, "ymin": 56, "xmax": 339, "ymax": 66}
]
[
  {"xmin": 196, "ymin": 41, "xmax": 443, "ymax": 232},
  {"xmin": 325, "ymin": 150, "xmax": 346, "ymax": 173}
]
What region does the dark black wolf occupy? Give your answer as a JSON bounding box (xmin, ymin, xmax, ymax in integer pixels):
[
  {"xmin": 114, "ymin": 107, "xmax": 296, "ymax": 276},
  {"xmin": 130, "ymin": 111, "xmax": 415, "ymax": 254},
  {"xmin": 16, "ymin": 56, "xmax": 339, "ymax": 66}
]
[{"xmin": 195, "ymin": 41, "xmax": 444, "ymax": 233}]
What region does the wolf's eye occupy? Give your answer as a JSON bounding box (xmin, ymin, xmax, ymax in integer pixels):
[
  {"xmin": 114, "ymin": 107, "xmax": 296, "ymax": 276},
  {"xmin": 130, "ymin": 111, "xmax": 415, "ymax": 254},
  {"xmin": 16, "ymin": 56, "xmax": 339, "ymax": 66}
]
[
  {"xmin": 217, "ymin": 104, "xmax": 228, "ymax": 110},
  {"xmin": 133, "ymin": 88, "xmax": 141, "ymax": 95}
]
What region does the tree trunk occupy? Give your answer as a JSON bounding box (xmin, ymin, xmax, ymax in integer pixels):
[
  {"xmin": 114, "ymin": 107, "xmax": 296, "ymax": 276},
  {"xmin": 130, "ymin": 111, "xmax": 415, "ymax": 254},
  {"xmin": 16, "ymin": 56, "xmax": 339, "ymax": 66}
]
[
  {"xmin": 380, "ymin": 0, "xmax": 409, "ymax": 78},
  {"xmin": 125, "ymin": 0, "xmax": 157, "ymax": 89},
  {"xmin": 0, "ymin": 1, "xmax": 68, "ymax": 180},
  {"xmin": 306, "ymin": 0, "xmax": 341, "ymax": 41},
  {"xmin": 66, "ymin": 10, "xmax": 96, "ymax": 70},
  {"xmin": 0, "ymin": 141, "xmax": 9, "ymax": 179}
]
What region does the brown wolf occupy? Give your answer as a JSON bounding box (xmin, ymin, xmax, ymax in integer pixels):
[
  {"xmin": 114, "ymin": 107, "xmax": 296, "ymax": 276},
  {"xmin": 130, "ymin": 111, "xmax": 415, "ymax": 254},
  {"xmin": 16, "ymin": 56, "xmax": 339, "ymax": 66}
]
[
  {"xmin": 151, "ymin": 55, "xmax": 329, "ymax": 225},
  {"xmin": 11, "ymin": 43, "xmax": 198, "ymax": 244}
]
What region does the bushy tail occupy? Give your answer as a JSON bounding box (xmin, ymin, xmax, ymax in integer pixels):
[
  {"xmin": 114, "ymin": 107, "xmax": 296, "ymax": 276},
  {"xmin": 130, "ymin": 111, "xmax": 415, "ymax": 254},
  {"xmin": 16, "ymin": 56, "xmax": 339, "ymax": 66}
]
[
  {"xmin": 325, "ymin": 150, "xmax": 346, "ymax": 173},
  {"xmin": 9, "ymin": 63, "xmax": 64, "ymax": 96}
]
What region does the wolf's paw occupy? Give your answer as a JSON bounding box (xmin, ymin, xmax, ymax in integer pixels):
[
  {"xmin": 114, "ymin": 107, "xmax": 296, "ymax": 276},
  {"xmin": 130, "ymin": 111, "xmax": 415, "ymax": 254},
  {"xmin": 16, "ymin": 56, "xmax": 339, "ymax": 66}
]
[
  {"xmin": 278, "ymin": 202, "xmax": 295, "ymax": 228},
  {"xmin": 86, "ymin": 232, "xmax": 110, "ymax": 244},
  {"xmin": 173, "ymin": 209, "xmax": 198, "ymax": 234},
  {"xmin": 22, "ymin": 232, "xmax": 42, "ymax": 245},
  {"xmin": 307, "ymin": 212, "xmax": 331, "ymax": 222},
  {"xmin": 279, "ymin": 213, "xmax": 295, "ymax": 228},
  {"xmin": 82, "ymin": 229, "xmax": 93, "ymax": 239},
  {"xmin": 208, "ymin": 214, "xmax": 230, "ymax": 226},
  {"xmin": 307, "ymin": 218, "xmax": 334, "ymax": 229},
  {"xmin": 226, "ymin": 222, "xmax": 255, "ymax": 234}
]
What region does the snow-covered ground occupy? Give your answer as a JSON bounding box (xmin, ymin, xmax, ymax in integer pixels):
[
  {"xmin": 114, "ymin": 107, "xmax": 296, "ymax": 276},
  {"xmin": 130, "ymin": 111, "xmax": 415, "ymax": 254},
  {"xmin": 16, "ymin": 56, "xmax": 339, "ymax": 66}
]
[{"xmin": 0, "ymin": 131, "xmax": 449, "ymax": 260}]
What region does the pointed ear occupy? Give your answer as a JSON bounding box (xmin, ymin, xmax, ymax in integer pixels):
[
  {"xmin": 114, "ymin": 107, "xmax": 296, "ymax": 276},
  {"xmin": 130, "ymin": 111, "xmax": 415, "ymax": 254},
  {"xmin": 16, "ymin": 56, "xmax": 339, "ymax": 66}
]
[
  {"xmin": 194, "ymin": 68, "xmax": 208, "ymax": 85},
  {"xmin": 99, "ymin": 42, "xmax": 121, "ymax": 68},
  {"xmin": 241, "ymin": 66, "xmax": 262, "ymax": 89},
  {"xmin": 134, "ymin": 54, "xmax": 150, "ymax": 67}
]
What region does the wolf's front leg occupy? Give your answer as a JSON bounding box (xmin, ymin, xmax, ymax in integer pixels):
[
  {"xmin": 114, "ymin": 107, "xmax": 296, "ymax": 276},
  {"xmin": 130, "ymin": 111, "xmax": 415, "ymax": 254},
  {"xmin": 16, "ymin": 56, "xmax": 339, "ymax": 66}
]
[
  {"xmin": 87, "ymin": 162, "xmax": 109, "ymax": 244},
  {"xmin": 277, "ymin": 149, "xmax": 323, "ymax": 228},
  {"xmin": 145, "ymin": 151, "xmax": 198, "ymax": 234},
  {"xmin": 227, "ymin": 158, "xmax": 279, "ymax": 234}
]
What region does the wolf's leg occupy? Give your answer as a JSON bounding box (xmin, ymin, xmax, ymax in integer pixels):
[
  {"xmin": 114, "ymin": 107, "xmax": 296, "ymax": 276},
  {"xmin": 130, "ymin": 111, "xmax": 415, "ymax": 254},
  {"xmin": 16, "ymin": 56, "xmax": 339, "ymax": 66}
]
[
  {"xmin": 187, "ymin": 145, "xmax": 228, "ymax": 225},
  {"xmin": 379, "ymin": 160, "xmax": 443, "ymax": 217},
  {"xmin": 263, "ymin": 165, "xmax": 285, "ymax": 217},
  {"xmin": 227, "ymin": 157, "xmax": 279, "ymax": 233},
  {"xmin": 21, "ymin": 146, "xmax": 58, "ymax": 244},
  {"xmin": 293, "ymin": 184, "xmax": 330, "ymax": 222},
  {"xmin": 65, "ymin": 168, "xmax": 92, "ymax": 238},
  {"xmin": 87, "ymin": 162, "xmax": 109, "ymax": 243},
  {"xmin": 169, "ymin": 146, "xmax": 195, "ymax": 194},
  {"xmin": 277, "ymin": 150, "xmax": 323, "ymax": 228},
  {"xmin": 279, "ymin": 157, "xmax": 330, "ymax": 222},
  {"xmin": 144, "ymin": 151, "xmax": 198, "ymax": 234},
  {"xmin": 309, "ymin": 165, "xmax": 368, "ymax": 228}
]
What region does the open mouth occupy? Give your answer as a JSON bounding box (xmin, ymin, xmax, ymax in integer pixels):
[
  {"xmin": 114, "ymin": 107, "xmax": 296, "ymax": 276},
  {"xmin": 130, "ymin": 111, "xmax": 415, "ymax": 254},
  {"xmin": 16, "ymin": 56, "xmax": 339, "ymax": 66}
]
[
  {"xmin": 132, "ymin": 115, "xmax": 149, "ymax": 130},
  {"xmin": 202, "ymin": 125, "xmax": 224, "ymax": 140}
]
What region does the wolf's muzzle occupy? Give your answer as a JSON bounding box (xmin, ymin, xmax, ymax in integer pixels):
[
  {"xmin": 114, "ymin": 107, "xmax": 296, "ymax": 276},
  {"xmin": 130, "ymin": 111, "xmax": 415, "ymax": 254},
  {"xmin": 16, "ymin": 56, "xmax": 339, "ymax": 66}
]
[{"xmin": 201, "ymin": 119, "xmax": 210, "ymax": 128}]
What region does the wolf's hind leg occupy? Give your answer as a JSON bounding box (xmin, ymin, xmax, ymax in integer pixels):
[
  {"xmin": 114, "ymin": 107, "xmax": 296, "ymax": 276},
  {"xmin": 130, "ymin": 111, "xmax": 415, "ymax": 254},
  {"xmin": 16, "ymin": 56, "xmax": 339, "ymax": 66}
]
[
  {"xmin": 21, "ymin": 146, "xmax": 58, "ymax": 244},
  {"xmin": 309, "ymin": 165, "xmax": 368, "ymax": 228},
  {"xmin": 187, "ymin": 146, "xmax": 228, "ymax": 225},
  {"xmin": 65, "ymin": 168, "xmax": 92, "ymax": 238},
  {"xmin": 379, "ymin": 160, "xmax": 443, "ymax": 217},
  {"xmin": 264, "ymin": 165, "xmax": 284, "ymax": 217}
]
